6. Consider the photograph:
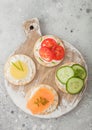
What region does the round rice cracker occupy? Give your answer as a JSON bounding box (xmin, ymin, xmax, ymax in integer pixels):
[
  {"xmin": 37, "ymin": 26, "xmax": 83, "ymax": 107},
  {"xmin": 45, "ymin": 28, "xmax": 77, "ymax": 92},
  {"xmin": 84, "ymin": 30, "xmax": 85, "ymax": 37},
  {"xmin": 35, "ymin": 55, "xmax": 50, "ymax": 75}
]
[
  {"xmin": 34, "ymin": 35, "xmax": 65, "ymax": 67},
  {"xmin": 4, "ymin": 54, "xmax": 36, "ymax": 86},
  {"xmin": 25, "ymin": 84, "xmax": 59, "ymax": 115}
]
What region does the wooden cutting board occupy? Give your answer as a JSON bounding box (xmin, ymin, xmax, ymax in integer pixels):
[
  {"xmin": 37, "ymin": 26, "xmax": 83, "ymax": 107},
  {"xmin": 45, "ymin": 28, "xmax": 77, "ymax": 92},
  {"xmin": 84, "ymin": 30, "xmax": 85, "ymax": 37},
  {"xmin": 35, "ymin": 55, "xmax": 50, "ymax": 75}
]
[{"xmin": 5, "ymin": 18, "xmax": 88, "ymax": 118}]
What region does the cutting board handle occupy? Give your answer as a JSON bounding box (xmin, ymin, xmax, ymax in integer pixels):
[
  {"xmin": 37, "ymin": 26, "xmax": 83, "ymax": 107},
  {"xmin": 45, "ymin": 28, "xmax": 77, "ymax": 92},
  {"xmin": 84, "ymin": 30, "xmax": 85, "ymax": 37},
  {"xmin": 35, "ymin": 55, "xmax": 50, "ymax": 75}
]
[{"xmin": 23, "ymin": 18, "xmax": 41, "ymax": 38}]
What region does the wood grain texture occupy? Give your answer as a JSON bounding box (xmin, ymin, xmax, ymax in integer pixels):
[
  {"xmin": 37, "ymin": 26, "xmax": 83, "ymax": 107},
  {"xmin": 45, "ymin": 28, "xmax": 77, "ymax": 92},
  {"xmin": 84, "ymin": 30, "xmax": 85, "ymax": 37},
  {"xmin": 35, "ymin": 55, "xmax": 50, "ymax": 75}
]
[{"xmin": 5, "ymin": 18, "xmax": 88, "ymax": 118}]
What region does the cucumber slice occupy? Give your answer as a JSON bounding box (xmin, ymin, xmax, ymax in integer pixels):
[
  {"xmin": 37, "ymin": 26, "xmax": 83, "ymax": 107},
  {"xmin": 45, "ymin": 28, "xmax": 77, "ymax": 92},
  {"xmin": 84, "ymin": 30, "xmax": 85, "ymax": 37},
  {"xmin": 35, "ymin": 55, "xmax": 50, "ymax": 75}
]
[
  {"xmin": 56, "ymin": 66, "xmax": 74, "ymax": 84},
  {"xmin": 66, "ymin": 77, "xmax": 84, "ymax": 94},
  {"xmin": 72, "ymin": 64, "xmax": 87, "ymax": 79}
]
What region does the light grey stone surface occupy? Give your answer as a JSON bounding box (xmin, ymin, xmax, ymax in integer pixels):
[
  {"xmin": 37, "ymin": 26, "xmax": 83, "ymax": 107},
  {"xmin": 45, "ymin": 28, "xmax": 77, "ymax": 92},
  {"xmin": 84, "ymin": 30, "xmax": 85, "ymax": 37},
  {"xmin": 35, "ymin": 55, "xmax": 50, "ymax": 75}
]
[{"xmin": 0, "ymin": 0, "xmax": 92, "ymax": 130}]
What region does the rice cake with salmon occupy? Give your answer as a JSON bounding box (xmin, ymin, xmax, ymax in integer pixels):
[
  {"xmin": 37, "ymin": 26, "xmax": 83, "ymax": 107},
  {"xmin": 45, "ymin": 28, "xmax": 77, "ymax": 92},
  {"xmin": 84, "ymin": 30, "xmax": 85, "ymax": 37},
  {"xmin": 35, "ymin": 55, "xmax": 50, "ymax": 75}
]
[{"xmin": 26, "ymin": 84, "xmax": 58, "ymax": 115}]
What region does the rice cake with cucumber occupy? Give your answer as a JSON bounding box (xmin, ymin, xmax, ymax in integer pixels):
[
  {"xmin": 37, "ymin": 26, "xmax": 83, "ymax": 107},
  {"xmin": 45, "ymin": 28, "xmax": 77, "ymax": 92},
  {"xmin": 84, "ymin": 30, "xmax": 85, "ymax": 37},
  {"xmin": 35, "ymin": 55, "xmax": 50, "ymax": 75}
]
[{"xmin": 55, "ymin": 62, "xmax": 87, "ymax": 94}]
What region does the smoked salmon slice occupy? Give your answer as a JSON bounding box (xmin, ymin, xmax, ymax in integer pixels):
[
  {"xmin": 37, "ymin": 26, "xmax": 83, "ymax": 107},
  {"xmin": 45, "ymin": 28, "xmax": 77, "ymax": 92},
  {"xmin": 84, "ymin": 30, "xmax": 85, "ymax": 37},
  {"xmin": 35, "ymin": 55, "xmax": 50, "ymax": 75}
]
[{"xmin": 26, "ymin": 87, "xmax": 54, "ymax": 114}]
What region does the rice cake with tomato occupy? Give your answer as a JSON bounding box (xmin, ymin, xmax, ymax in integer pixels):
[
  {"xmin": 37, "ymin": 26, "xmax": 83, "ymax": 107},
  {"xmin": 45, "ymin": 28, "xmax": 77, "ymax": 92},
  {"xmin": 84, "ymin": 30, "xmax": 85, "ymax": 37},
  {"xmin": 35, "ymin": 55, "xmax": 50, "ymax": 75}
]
[{"xmin": 34, "ymin": 35, "xmax": 65, "ymax": 67}]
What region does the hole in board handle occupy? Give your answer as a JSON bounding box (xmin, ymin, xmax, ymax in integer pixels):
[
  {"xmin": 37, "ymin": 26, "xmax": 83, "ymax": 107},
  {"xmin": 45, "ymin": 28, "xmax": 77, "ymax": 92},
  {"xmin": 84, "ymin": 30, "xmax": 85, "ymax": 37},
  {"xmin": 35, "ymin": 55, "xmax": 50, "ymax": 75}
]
[{"xmin": 30, "ymin": 25, "xmax": 34, "ymax": 30}]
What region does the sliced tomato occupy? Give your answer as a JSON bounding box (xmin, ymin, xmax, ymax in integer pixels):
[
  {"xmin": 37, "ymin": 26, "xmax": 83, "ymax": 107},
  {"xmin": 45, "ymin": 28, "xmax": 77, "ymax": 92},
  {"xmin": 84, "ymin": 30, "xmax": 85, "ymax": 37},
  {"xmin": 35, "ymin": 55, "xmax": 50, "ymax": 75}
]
[
  {"xmin": 53, "ymin": 45, "xmax": 65, "ymax": 60},
  {"xmin": 39, "ymin": 46, "xmax": 54, "ymax": 62},
  {"xmin": 41, "ymin": 38, "xmax": 57, "ymax": 49}
]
